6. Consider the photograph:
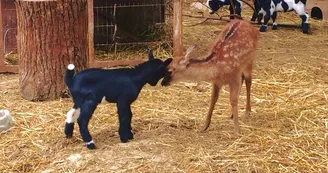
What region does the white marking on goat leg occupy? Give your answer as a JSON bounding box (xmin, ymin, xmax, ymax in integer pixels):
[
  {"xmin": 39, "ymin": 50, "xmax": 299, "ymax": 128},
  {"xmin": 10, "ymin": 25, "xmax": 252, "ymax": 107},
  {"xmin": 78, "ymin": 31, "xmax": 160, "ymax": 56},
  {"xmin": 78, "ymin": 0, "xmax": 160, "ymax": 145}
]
[
  {"xmin": 66, "ymin": 108, "xmax": 81, "ymax": 123},
  {"xmin": 101, "ymin": 96, "xmax": 109, "ymax": 104},
  {"xmin": 86, "ymin": 140, "xmax": 94, "ymax": 145}
]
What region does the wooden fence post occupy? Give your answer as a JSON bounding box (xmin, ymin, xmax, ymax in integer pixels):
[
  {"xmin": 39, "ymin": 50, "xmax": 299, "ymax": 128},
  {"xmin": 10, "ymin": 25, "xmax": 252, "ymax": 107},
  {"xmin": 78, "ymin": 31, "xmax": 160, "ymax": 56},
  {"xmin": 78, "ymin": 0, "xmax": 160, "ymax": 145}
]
[
  {"xmin": 0, "ymin": 0, "xmax": 4, "ymax": 68},
  {"xmin": 173, "ymin": 0, "xmax": 183, "ymax": 59}
]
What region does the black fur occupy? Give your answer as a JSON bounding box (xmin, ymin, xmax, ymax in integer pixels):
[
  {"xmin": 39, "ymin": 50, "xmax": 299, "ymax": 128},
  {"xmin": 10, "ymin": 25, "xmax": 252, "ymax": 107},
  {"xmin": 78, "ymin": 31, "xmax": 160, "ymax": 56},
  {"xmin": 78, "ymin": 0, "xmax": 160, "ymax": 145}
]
[
  {"xmin": 207, "ymin": 0, "xmax": 242, "ymax": 19},
  {"xmin": 64, "ymin": 50, "xmax": 172, "ymax": 149}
]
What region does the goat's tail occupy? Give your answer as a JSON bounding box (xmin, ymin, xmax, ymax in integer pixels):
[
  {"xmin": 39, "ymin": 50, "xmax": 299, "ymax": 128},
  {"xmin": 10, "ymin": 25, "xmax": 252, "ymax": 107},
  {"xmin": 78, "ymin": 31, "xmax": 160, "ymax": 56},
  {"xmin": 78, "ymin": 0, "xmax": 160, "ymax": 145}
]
[{"xmin": 65, "ymin": 64, "xmax": 75, "ymax": 88}]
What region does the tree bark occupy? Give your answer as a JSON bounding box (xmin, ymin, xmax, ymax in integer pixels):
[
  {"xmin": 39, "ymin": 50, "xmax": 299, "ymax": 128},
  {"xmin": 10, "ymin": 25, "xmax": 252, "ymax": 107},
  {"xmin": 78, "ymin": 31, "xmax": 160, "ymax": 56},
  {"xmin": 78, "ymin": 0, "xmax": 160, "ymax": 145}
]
[{"xmin": 15, "ymin": 0, "xmax": 88, "ymax": 101}]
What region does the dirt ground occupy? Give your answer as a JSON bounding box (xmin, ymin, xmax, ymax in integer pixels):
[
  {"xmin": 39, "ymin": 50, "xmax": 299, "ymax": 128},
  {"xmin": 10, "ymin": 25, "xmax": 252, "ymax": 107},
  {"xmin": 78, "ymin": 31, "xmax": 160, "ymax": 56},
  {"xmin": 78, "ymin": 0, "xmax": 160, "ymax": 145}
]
[{"xmin": 1, "ymin": 3, "xmax": 328, "ymax": 173}]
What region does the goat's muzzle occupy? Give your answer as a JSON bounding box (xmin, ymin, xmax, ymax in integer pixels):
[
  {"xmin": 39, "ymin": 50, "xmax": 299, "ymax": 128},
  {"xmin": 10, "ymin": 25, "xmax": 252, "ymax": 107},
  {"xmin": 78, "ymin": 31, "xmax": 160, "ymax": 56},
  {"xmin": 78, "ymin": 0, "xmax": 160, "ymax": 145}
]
[{"xmin": 161, "ymin": 71, "xmax": 172, "ymax": 86}]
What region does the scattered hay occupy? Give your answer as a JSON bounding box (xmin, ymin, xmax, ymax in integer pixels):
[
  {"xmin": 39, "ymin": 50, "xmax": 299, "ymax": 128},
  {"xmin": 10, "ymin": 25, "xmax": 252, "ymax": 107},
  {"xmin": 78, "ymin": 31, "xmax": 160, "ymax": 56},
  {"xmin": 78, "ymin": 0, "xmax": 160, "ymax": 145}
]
[{"xmin": 1, "ymin": 3, "xmax": 328, "ymax": 173}]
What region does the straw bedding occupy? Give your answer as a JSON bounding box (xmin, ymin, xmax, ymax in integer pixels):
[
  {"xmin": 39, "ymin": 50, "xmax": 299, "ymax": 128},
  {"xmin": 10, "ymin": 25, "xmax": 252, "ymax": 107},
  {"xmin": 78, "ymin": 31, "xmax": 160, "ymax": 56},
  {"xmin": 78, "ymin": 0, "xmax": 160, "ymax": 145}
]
[{"xmin": 1, "ymin": 3, "xmax": 328, "ymax": 173}]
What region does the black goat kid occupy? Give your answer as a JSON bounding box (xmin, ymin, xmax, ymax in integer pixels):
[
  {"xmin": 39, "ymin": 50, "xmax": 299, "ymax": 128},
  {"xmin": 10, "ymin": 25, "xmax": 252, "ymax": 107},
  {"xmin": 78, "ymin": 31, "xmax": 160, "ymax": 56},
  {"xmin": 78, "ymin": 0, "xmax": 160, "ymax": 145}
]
[{"xmin": 64, "ymin": 50, "xmax": 172, "ymax": 149}]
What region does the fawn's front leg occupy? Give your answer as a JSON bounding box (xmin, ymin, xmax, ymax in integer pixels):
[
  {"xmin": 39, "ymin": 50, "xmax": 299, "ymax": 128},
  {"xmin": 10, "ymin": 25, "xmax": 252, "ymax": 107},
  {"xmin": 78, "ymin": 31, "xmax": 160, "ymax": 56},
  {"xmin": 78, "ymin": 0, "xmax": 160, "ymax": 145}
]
[{"xmin": 200, "ymin": 83, "xmax": 221, "ymax": 132}]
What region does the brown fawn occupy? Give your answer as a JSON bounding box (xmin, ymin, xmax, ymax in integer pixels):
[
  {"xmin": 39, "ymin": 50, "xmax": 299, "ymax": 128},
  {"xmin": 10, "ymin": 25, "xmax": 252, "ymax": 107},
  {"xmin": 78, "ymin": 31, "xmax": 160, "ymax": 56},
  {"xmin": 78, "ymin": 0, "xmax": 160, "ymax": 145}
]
[{"xmin": 161, "ymin": 20, "xmax": 259, "ymax": 133}]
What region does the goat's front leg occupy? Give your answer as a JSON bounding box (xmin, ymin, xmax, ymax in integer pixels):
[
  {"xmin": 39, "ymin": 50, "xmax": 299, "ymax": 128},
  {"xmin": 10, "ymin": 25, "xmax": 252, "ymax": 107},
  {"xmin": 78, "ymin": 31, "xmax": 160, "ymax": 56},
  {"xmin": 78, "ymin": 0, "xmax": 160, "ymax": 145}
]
[
  {"xmin": 257, "ymin": 11, "xmax": 263, "ymax": 24},
  {"xmin": 235, "ymin": 2, "xmax": 242, "ymax": 18},
  {"xmin": 200, "ymin": 83, "xmax": 221, "ymax": 132},
  {"xmin": 229, "ymin": 4, "xmax": 236, "ymax": 19},
  {"xmin": 229, "ymin": 79, "xmax": 241, "ymax": 134},
  {"xmin": 117, "ymin": 100, "xmax": 133, "ymax": 143},
  {"xmin": 260, "ymin": 9, "xmax": 271, "ymax": 32},
  {"xmin": 297, "ymin": 12, "xmax": 309, "ymax": 33},
  {"xmin": 78, "ymin": 100, "xmax": 98, "ymax": 149},
  {"xmin": 271, "ymin": 11, "xmax": 278, "ymax": 30},
  {"xmin": 251, "ymin": 0, "xmax": 260, "ymax": 22}
]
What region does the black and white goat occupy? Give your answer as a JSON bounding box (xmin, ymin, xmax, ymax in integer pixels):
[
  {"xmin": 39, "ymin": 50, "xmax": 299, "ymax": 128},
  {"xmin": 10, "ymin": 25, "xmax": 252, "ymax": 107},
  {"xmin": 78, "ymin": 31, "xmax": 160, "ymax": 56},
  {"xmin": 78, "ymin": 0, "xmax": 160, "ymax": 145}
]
[
  {"xmin": 206, "ymin": 0, "xmax": 243, "ymax": 19},
  {"xmin": 256, "ymin": 0, "xmax": 309, "ymax": 33},
  {"xmin": 64, "ymin": 50, "xmax": 172, "ymax": 149}
]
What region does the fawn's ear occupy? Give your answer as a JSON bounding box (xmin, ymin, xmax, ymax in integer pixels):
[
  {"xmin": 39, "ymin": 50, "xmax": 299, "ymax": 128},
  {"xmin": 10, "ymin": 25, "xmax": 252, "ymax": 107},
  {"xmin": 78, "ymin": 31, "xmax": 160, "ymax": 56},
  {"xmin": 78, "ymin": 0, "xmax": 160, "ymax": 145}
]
[
  {"xmin": 148, "ymin": 49, "xmax": 154, "ymax": 60},
  {"xmin": 180, "ymin": 45, "xmax": 196, "ymax": 65}
]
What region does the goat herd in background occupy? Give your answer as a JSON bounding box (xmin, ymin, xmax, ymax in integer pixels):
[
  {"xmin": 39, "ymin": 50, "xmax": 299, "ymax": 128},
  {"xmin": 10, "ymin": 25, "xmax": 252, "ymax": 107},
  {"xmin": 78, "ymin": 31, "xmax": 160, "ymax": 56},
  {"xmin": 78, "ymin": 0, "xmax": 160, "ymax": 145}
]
[
  {"xmin": 207, "ymin": 0, "xmax": 309, "ymax": 33},
  {"xmin": 64, "ymin": 0, "xmax": 310, "ymax": 149}
]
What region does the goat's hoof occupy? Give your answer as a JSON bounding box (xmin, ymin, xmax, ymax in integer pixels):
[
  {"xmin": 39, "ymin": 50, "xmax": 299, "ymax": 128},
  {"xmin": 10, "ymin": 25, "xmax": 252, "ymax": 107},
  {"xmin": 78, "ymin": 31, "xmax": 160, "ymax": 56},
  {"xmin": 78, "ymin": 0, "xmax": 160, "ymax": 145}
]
[
  {"xmin": 87, "ymin": 143, "xmax": 96, "ymax": 150},
  {"xmin": 302, "ymin": 23, "xmax": 309, "ymax": 34},
  {"xmin": 120, "ymin": 131, "xmax": 134, "ymax": 143},
  {"xmin": 272, "ymin": 25, "xmax": 278, "ymax": 30},
  {"xmin": 65, "ymin": 134, "xmax": 73, "ymax": 138},
  {"xmin": 64, "ymin": 123, "xmax": 74, "ymax": 138},
  {"xmin": 120, "ymin": 137, "xmax": 132, "ymax": 143},
  {"xmin": 259, "ymin": 25, "xmax": 267, "ymax": 32}
]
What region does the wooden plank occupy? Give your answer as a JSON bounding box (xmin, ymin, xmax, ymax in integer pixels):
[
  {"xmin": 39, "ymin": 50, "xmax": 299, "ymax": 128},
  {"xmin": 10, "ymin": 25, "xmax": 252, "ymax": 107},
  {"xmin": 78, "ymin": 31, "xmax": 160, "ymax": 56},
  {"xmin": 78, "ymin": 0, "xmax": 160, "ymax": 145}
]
[
  {"xmin": 87, "ymin": 0, "xmax": 95, "ymax": 67},
  {"xmin": 0, "ymin": 65, "xmax": 18, "ymax": 73},
  {"xmin": 0, "ymin": 0, "xmax": 4, "ymax": 67},
  {"xmin": 173, "ymin": 0, "xmax": 183, "ymax": 59},
  {"xmin": 89, "ymin": 59, "xmax": 146, "ymax": 68}
]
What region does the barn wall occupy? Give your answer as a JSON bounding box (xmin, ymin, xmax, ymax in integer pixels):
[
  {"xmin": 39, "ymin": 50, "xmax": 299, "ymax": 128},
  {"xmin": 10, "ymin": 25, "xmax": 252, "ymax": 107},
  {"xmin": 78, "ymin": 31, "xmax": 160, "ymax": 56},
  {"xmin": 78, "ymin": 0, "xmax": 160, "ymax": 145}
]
[
  {"xmin": 307, "ymin": 0, "xmax": 328, "ymax": 20},
  {"xmin": 1, "ymin": 0, "xmax": 172, "ymax": 56},
  {"xmin": 93, "ymin": 0, "xmax": 170, "ymax": 50},
  {"xmin": 1, "ymin": 0, "xmax": 17, "ymax": 54}
]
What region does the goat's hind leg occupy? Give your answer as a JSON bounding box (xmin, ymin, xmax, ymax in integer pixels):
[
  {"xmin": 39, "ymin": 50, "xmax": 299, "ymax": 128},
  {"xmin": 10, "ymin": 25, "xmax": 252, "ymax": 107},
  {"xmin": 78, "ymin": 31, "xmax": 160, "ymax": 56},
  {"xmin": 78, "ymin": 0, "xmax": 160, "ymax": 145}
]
[
  {"xmin": 64, "ymin": 108, "xmax": 77, "ymax": 138},
  {"xmin": 200, "ymin": 83, "xmax": 220, "ymax": 132},
  {"xmin": 78, "ymin": 100, "xmax": 98, "ymax": 149}
]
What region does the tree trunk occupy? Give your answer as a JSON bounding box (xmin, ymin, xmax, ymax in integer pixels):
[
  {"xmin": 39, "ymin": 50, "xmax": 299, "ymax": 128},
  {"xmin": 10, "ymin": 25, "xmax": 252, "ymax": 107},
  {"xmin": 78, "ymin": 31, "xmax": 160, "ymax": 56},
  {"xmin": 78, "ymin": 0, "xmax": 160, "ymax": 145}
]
[{"xmin": 15, "ymin": 0, "xmax": 88, "ymax": 101}]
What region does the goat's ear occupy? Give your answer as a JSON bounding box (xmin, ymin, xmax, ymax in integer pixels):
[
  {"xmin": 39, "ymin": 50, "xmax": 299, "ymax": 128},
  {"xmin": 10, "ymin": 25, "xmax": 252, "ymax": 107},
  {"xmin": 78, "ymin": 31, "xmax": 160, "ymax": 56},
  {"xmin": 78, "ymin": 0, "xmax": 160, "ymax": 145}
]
[
  {"xmin": 148, "ymin": 49, "xmax": 155, "ymax": 60},
  {"xmin": 159, "ymin": 58, "xmax": 173, "ymax": 69},
  {"xmin": 163, "ymin": 58, "xmax": 173, "ymax": 67},
  {"xmin": 180, "ymin": 45, "xmax": 196, "ymax": 65}
]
